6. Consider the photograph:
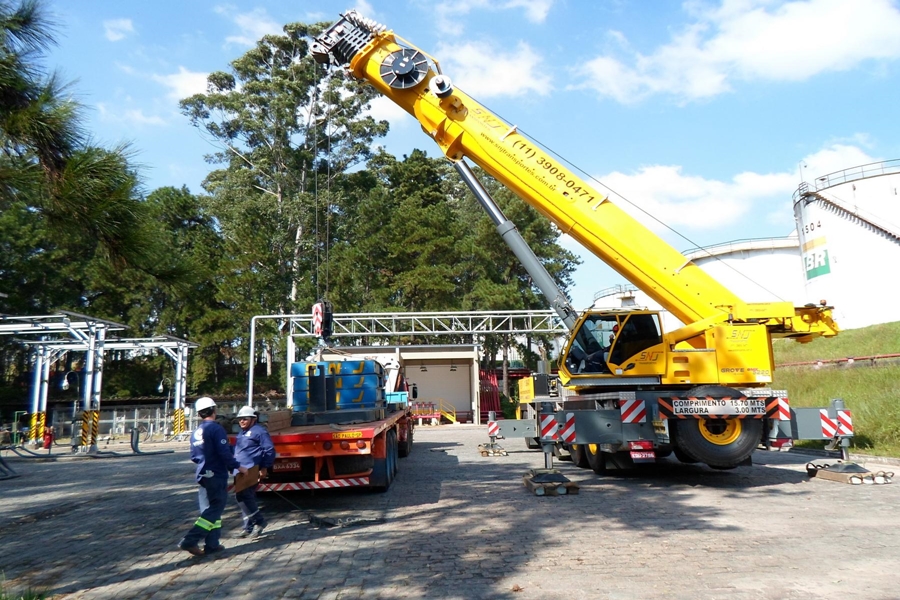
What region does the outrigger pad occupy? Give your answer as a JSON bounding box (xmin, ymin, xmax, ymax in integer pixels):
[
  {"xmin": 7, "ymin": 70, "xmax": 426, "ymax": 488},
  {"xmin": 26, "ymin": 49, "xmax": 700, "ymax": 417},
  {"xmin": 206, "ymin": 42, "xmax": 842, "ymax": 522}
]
[{"xmin": 522, "ymin": 469, "xmax": 579, "ymax": 496}]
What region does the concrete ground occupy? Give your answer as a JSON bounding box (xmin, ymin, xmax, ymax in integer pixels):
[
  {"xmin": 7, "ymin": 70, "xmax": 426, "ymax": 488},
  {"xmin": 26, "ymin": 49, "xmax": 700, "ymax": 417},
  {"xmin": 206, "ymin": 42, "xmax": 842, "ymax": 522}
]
[{"xmin": 1, "ymin": 425, "xmax": 898, "ymax": 600}]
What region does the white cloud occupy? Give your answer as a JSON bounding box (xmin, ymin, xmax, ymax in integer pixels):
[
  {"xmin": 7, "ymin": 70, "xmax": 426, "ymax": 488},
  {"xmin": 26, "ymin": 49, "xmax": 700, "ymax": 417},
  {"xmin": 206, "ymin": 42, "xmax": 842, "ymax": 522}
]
[
  {"xmin": 573, "ymin": 0, "xmax": 900, "ymax": 103},
  {"xmin": 801, "ymin": 142, "xmax": 880, "ymax": 182},
  {"xmin": 435, "ymin": 41, "xmax": 552, "ymax": 98},
  {"xmin": 590, "ymin": 143, "xmax": 881, "ymax": 235},
  {"xmin": 214, "ymin": 5, "xmax": 282, "ymax": 47},
  {"xmin": 366, "ymin": 95, "xmax": 411, "ymax": 125},
  {"xmin": 103, "ymin": 18, "xmax": 134, "ymax": 42},
  {"xmin": 600, "ymin": 164, "xmax": 757, "ymax": 231},
  {"xmin": 123, "ymin": 109, "xmax": 167, "ymax": 127},
  {"xmin": 350, "ymin": 1, "xmax": 377, "ymax": 19},
  {"xmin": 436, "ymin": 0, "xmax": 553, "ymax": 35},
  {"xmin": 152, "ymin": 67, "xmax": 208, "ymax": 101},
  {"xmin": 96, "ymin": 103, "xmax": 168, "ymax": 127}
]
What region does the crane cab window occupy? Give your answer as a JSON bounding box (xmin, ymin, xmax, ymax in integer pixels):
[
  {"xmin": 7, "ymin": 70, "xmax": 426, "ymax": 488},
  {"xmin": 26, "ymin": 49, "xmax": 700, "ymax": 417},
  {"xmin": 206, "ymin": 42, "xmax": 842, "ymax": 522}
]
[
  {"xmin": 608, "ymin": 314, "xmax": 662, "ymax": 365},
  {"xmin": 565, "ymin": 315, "xmax": 620, "ymax": 374}
]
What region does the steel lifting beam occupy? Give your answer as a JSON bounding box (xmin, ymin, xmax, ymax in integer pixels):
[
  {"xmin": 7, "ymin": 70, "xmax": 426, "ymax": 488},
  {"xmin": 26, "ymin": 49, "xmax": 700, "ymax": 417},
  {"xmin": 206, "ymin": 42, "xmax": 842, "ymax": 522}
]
[{"xmin": 247, "ymin": 309, "xmax": 567, "ymax": 408}]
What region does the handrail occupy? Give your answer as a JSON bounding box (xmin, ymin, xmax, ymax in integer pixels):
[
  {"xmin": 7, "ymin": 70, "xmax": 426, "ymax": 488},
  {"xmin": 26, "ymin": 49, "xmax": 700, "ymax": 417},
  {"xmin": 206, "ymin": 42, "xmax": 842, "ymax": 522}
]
[{"xmin": 812, "ymin": 159, "xmax": 900, "ymax": 191}]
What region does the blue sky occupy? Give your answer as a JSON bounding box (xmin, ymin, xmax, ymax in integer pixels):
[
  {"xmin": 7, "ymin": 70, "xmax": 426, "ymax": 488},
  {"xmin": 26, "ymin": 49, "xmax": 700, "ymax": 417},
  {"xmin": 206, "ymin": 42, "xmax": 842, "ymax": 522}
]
[{"xmin": 44, "ymin": 0, "xmax": 900, "ymax": 310}]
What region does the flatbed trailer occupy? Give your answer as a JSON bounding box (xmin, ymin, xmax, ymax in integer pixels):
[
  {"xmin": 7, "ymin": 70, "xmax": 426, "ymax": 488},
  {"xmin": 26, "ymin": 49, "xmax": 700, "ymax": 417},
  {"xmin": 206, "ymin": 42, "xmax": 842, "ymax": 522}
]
[{"xmin": 256, "ymin": 405, "xmax": 413, "ymax": 492}]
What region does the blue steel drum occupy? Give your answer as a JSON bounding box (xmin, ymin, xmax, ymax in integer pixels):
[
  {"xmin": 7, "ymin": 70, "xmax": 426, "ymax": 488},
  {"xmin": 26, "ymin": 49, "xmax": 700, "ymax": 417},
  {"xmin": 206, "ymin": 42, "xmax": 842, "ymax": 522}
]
[
  {"xmin": 330, "ymin": 360, "xmax": 385, "ymax": 376},
  {"xmin": 333, "ymin": 374, "xmax": 383, "ymax": 389},
  {"xmin": 292, "ymin": 389, "xmax": 310, "ymax": 412},
  {"xmin": 290, "ymin": 360, "xmax": 386, "ymax": 411},
  {"xmin": 335, "ymin": 387, "xmax": 384, "ymax": 409},
  {"xmin": 290, "ymin": 362, "xmax": 328, "ymax": 378}
]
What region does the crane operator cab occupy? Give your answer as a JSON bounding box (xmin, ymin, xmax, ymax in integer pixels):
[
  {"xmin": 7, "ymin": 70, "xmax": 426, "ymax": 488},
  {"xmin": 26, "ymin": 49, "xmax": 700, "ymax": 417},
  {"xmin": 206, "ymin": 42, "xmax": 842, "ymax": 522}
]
[{"xmin": 561, "ymin": 310, "xmax": 666, "ymax": 379}]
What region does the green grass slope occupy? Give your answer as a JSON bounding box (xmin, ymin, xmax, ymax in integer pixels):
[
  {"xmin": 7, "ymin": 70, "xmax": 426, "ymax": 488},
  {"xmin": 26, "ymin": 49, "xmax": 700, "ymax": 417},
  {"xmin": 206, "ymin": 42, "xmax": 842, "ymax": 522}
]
[{"xmin": 772, "ymin": 321, "xmax": 900, "ymax": 457}]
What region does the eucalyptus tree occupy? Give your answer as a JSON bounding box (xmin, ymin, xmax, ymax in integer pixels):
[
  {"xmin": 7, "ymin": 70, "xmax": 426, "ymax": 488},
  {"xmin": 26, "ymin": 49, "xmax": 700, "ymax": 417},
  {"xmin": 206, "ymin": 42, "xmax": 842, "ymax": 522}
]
[
  {"xmin": 180, "ymin": 21, "xmax": 388, "ymax": 315},
  {"xmin": 327, "ymin": 149, "xmax": 468, "ymax": 316},
  {"xmin": 180, "ymin": 20, "xmax": 388, "ymax": 375}
]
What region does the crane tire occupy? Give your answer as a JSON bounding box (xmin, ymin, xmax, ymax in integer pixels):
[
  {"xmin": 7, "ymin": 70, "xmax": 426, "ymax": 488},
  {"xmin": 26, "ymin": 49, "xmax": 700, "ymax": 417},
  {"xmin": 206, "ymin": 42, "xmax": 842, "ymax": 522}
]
[
  {"xmin": 673, "ymin": 417, "xmax": 763, "ymax": 469},
  {"xmin": 673, "ymin": 446, "xmax": 698, "ymax": 464},
  {"xmin": 570, "ymin": 444, "xmax": 589, "ymax": 468},
  {"xmin": 585, "ymin": 443, "xmax": 608, "ymax": 475}
]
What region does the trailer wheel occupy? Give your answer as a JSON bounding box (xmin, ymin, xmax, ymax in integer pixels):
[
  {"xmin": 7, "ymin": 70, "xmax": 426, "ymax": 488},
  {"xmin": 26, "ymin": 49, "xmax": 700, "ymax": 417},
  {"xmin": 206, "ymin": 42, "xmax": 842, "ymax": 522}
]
[
  {"xmin": 570, "ymin": 444, "xmax": 589, "ymax": 469},
  {"xmin": 585, "ymin": 443, "xmax": 607, "ymax": 475},
  {"xmin": 674, "ymin": 418, "xmax": 763, "ymax": 468},
  {"xmin": 387, "ymin": 429, "xmax": 398, "ymax": 481},
  {"xmin": 371, "ymin": 432, "xmax": 395, "ymax": 493},
  {"xmin": 398, "ymin": 421, "xmax": 413, "ymax": 458}
]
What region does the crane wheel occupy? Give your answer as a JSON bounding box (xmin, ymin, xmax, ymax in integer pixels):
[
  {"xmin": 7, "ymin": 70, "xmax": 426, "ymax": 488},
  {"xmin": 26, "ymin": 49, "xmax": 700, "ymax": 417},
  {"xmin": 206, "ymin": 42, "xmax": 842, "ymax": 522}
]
[
  {"xmin": 674, "ymin": 417, "xmax": 762, "ymax": 468},
  {"xmin": 570, "ymin": 444, "xmax": 590, "ymax": 468},
  {"xmin": 673, "ymin": 446, "xmax": 698, "ymax": 464},
  {"xmin": 585, "ymin": 443, "xmax": 608, "ymax": 475}
]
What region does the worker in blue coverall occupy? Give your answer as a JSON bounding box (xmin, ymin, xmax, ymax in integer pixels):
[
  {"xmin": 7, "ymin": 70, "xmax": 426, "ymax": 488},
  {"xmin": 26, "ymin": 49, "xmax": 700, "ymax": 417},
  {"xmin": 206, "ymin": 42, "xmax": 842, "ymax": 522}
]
[
  {"xmin": 233, "ymin": 405, "xmax": 275, "ymax": 537},
  {"xmin": 178, "ymin": 397, "xmax": 246, "ymax": 556}
]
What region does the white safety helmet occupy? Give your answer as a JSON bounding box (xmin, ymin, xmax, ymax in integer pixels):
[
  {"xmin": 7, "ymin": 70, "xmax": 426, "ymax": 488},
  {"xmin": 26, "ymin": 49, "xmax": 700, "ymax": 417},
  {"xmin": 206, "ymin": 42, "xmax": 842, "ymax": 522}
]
[
  {"xmin": 195, "ymin": 397, "xmax": 216, "ymax": 412},
  {"xmin": 236, "ymin": 406, "xmax": 257, "ymax": 419}
]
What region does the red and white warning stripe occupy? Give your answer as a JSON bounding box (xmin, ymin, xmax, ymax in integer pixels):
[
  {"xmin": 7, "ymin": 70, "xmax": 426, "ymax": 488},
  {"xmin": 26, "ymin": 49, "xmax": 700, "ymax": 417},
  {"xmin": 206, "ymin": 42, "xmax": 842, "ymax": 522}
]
[
  {"xmin": 487, "ymin": 420, "xmax": 499, "ymax": 437},
  {"xmin": 837, "ymin": 409, "xmax": 853, "ymax": 435},
  {"xmin": 259, "ymin": 478, "xmax": 369, "ymax": 492},
  {"xmin": 540, "ymin": 414, "xmax": 558, "ymax": 440},
  {"xmin": 619, "ymin": 398, "xmax": 647, "ymax": 423},
  {"xmin": 820, "ymin": 409, "xmax": 838, "ymax": 438},
  {"xmin": 772, "ymin": 397, "xmax": 791, "ymax": 421},
  {"xmin": 559, "ymin": 412, "xmax": 576, "ymax": 443}
]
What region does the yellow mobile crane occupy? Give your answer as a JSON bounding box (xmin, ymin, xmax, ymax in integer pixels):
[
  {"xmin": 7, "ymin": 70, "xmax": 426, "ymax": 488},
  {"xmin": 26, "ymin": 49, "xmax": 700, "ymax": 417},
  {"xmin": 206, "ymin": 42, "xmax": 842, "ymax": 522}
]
[{"xmin": 311, "ymin": 11, "xmax": 851, "ymax": 472}]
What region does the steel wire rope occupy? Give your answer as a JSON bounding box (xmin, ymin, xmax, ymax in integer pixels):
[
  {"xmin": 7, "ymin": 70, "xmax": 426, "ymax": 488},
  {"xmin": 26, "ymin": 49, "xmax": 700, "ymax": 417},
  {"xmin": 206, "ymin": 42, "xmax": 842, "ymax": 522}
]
[
  {"xmin": 475, "ymin": 101, "xmax": 789, "ymax": 304},
  {"xmin": 313, "ymin": 63, "xmax": 321, "ymax": 303}
]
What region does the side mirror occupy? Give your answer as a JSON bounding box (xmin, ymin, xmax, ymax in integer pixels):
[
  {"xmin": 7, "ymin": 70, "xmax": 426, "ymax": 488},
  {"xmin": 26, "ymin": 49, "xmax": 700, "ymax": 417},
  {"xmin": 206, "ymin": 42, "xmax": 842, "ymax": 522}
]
[{"xmin": 411, "ymin": 384, "xmax": 418, "ymax": 399}]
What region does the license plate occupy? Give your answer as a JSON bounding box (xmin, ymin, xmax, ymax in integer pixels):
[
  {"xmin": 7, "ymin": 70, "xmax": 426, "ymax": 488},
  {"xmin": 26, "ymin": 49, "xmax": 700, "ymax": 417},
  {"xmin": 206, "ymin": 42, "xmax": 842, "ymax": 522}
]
[
  {"xmin": 630, "ymin": 450, "xmax": 656, "ymax": 461},
  {"xmin": 272, "ymin": 461, "xmax": 301, "ymax": 472}
]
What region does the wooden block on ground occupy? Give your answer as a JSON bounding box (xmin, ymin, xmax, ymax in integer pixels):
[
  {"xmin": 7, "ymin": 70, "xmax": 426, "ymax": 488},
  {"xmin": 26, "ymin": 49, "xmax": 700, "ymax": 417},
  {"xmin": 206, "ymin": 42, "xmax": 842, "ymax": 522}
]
[{"xmin": 522, "ymin": 469, "xmax": 579, "ymax": 496}]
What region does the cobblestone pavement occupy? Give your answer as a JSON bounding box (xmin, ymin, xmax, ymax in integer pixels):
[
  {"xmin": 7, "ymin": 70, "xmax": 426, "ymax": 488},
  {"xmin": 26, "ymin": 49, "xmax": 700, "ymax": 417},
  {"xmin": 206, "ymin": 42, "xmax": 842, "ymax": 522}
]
[{"xmin": 1, "ymin": 426, "xmax": 899, "ymax": 600}]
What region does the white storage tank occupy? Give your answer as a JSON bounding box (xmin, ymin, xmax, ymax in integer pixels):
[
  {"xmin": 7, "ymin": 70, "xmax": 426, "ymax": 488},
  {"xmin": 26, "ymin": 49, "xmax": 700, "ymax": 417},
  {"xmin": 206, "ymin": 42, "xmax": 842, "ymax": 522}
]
[
  {"xmin": 682, "ymin": 236, "xmax": 805, "ymax": 306},
  {"xmin": 793, "ymin": 159, "xmax": 900, "ymax": 330}
]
